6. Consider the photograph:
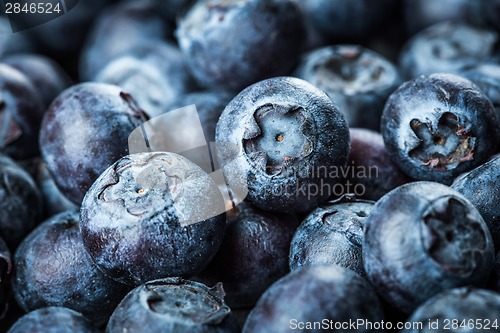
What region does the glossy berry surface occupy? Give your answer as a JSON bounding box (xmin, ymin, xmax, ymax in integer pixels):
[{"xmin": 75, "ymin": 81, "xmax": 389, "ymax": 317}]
[
  {"xmin": 363, "ymin": 181, "xmax": 495, "ymax": 314},
  {"xmin": 289, "ymin": 195, "xmax": 374, "ymax": 277},
  {"xmin": 177, "ymin": 0, "xmax": 305, "ymax": 92},
  {"xmin": 216, "ymin": 77, "xmax": 349, "ymax": 213},
  {"xmin": 80, "ymin": 152, "xmax": 226, "ymax": 286},
  {"xmin": 401, "ymin": 287, "xmax": 500, "ymax": 333},
  {"xmin": 197, "ymin": 201, "xmax": 299, "ymax": 308},
  {"xmin": 294, "ymin": 44, "xmax": 401, "ymax": 130},
  {"xmin": 7, "ymin": 307, "xmax": 99, "ymax": 333},
  {"xmin": 243, "ymin": 264, "xmax": 385, "ymax": 333},
  {"xmin": 452, "ymin": 155, "xmax": 500, "ymax": 250},
  {"xmin": 381, "ymin": 73, "xmax": 499, "ymax": 184},
  {"xmin": 39, "ymin": 82, "xmax": 147, "ymax": 204},
  {"xmin": 12, "ymin": 211, "xmax": 130, "ymax": 325},
  {"xmin": 106, "ymin": 278, "xmax": 240, "ymax": 333}
]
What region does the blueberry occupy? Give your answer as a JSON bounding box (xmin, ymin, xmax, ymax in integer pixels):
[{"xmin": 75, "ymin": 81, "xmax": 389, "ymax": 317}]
[
  {"xmin": 401, "ymin": 287, "xmax": 500, "ymax": 333},
  {"xmin": 399, "ymin": 22, "xmax": 497, "ymax": 79},
  {"xmin": 289, "ymin": 195, "xmax": 374, "ymax": 277},
  {"xmin": 347, "ymin": 128, "xmax": 412, "ymax": 201},
  {"xmin": 79, "ymin": 1, "xmax": 172, "ymax": 81},
  {"xmin": 80, "ymin": 152, "xmax": 226, "ymax": 286},
  {"xmin": 39, "ymin": 82, "xmax": 147, "ymax": 204},
  {"xmin": 216, "ymin": 77, "xmax": 350, "ymax": 213},
  {"xmin": 0, "ymin": 154, "xmax": 42, "ymax": 249},
  {"xmin": 3, "ymin": 54, "xmax": 71, "ymax": 110},
  {"xmin": 163, "ymin": 91, "xmax": 233, "ymax": 142},
  {"xmin": 197, "ymin": 201, "xmax": 299, "ymax": 308},
  {"xmin": 0, "ymin": 64, "xmax": 44, "ymax": 160},
  {"xmin": 0, "ymin": 236, "xmax": 11, "ymax": 321},
  {"xmin": 363, "ymin": 181, "xmax": 495, "ymax": 314},
  {"xmin": 381, "ymin": 73, "xmax": 499, "ymax": 184},
  {"xmin": 451, "ymin": 155, "xmax": 500, "ymax": 250},
  {"xmin": 402, "ymin": 0, "xmax": 485, "ymax": 36},
  {"xmin": 7, "ymin": 307, "xmax": 100, "ymax": 333},
  {"xmin": 11, "ymin": 211, "xmax": 130, "ymax": 326},
  {"xmin": 176, "ymin": 0, "xmax": 305, "ymax": 92},
  {"xmin": 106, "ymin": 278, "xmax": 240, "ymax": 333},
  {"xmin": 295, "ymin": 44, "xmax": 401, "ymax": 130},
  {"xmin": 243, "ymin": 265, "xmax": 385, "ymax": 333},
  {"xmin": 95, "ymin": 41, "xmax": 198, "ymax": 118}
]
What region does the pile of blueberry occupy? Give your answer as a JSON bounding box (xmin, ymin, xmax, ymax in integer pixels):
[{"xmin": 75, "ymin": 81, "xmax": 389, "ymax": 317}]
[{"xmin": 0, "ymin": 0, "xmax": 499, "ymax": 332}]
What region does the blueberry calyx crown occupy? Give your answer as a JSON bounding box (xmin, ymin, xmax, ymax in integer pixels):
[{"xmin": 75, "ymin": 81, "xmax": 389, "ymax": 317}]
[
  {"xmin": 142, "ymin": 278, "xmax": 230, "ymax": 325},
  {"xmin": 409, "ymin": 112, "xmax": 475, "ymax": 170},
  {"xmin": 421, "ymin": 197, "xmax": 486, "ymax": 276},
  {"xmin": 242, "ymin": 103, "xmax": 314, "ymax": 175}
]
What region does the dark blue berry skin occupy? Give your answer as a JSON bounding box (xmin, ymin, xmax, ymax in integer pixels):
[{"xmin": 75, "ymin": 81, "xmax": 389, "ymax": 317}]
[
  {"xmin": 95, "ymin": 41, "xmax": 198, "ymax": 118},
  {"xmin": 294, "ymin": 45, "xmax": 401, "ymax": 130},
  {"xmin": 39, "ymin": 82, "xmax": 147, "ymax": 204},
  {"xmin": 106, "ymin": 278, "xmax": 240, "ymax": 333},
  {"xmin": 348, "ymin": 128, "xmax": 412, "ymax": 201},
  {"xmin": 289, "ymin": 195, "xmax": 374, "ymax": 277},
  {"xmin": 0, "ymin": 237, "xmax": 11, "ymax": 321},
  {"xmin": 452, "ymin": 156, "xmax": 500, "ymax": 251},
  {"xmin": 196, "ymin": 201, "xmax": 299, "ymax": 308},
  {"xmin": 460, "ymin": 63, "xmax": 500, "ymax": 126},
  {"xmin": 11, "ymin": 211, "xmax": 130, "ymax": 326},
  {"xmin": 402, "ymin": 0, "xmax": 485, "ymax": 37},
  {"xmin": 399, "ymin": 22, "xmax": 497, "ymax": 79},
  {"xmin": 0, "ymin": 154, "xmax": 42, "ymax": 249},
  {"xmin": 401, "ymin": 287, "xmax": 500, "ymax": 333},
  {"xmin": 80, "ymin": 152, "xmax": 226, "ymax": 286},
  {"xmin": 298, "ymin": 0, "xmax": 398, "ymax": 41},
  {"xmin": 363, "ymin": 181, "xmax": 495, "ymax": 314},
  {"xmin": 34, "ymin": 162, "xmax": 78, "ymax": 218},
  {"xmin": 176, "ymin": 0, "xmax": 305, "ymax": 92},
  {"xmin": 7, "ymin": 307, "xmax": 100, "ymax": 333},
  {"xmin": 163, "ymin": 91, "xmax": 233, "ymax": 142},
  {"xmin": 243, "ymin": 265, "xmax": 385, "ymax": 333},
  {"xmin": 3, "ymin": 54, "xmax": 71, "ymax": 110},
  {"xmin": 79, "ymin": 1, "xmax": 172, "ymax": 81},
  {"xmin": 381, "ymin": 73, "xmax": 499, "ymax": 185},
  {"xmin": 216, "ymin": 77, "xmax": 350, "ymax": 213},
  {"xmin": 0, "ymin": 64, "xmax": 44, "ymax": 160}
]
